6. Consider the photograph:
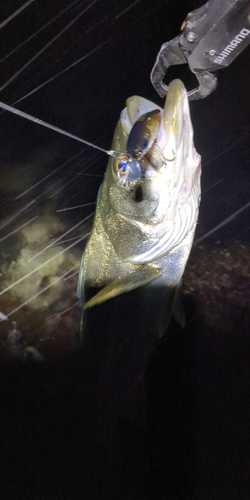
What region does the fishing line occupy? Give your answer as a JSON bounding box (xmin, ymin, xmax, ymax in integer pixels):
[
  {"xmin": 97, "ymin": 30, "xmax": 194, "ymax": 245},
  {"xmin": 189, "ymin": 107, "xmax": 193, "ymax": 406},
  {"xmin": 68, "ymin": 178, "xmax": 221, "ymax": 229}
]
[{"xmin": 0, "ymin": 101, "xmax": 116, "ymax": 158}]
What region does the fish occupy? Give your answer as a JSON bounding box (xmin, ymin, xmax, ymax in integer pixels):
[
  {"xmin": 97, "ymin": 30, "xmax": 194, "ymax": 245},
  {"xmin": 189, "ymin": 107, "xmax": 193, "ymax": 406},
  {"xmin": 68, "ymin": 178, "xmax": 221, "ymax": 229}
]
[{"xmin": 77, "ymin": 79, "xmax": 201, "ymax": 340}]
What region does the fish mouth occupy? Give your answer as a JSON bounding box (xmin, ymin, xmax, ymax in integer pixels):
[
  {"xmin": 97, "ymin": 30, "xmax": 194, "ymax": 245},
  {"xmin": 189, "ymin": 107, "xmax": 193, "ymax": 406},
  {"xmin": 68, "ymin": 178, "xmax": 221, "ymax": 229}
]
[
  {"xmin": 112, "ymin": 79, "xmax": 201, "ymax": 204},
  {"xmin": 108, "ymin": 79, "xmax": 201, "ymax": 263}
]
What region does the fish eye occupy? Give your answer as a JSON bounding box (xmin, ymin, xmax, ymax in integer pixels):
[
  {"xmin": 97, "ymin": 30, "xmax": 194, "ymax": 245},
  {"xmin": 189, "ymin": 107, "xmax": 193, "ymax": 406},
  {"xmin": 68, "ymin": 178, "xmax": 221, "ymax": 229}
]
[
  {"xmin": 113, "ymin": 153, "xmax": 141, "ymax": 182},
  {"xmin": 113, "ymin": 154, "xmax": 130, "ymax": 175}
]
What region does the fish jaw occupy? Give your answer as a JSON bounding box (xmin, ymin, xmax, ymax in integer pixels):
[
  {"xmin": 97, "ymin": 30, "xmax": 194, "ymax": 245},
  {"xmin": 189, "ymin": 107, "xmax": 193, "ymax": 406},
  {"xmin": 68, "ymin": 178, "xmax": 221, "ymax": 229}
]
[{"xmin": 100, "ymin": 79, "xmax": 201, "ymax": 263}]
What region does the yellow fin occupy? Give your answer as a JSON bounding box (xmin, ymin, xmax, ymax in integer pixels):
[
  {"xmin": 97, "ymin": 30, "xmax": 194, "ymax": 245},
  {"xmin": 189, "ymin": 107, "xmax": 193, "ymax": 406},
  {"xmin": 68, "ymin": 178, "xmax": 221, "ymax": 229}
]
[{"xmin": 84, "ymin": 264, "xmax": 162, "ymax": 309}]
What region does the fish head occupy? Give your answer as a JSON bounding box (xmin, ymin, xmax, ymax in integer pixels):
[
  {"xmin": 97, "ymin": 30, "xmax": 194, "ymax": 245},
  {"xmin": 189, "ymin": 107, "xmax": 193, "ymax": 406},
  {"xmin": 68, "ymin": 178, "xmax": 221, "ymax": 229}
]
[{"xmin": 99, "ymin": 79, "xmax": 201, "ymax": 263}]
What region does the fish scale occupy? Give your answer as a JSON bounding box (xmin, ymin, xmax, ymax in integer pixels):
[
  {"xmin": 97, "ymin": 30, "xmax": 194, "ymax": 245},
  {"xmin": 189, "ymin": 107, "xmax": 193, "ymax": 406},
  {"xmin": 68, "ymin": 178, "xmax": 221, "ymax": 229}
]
[{"xmin": 78, "ymin": 79, "xmax": 201, "ymax": 336}]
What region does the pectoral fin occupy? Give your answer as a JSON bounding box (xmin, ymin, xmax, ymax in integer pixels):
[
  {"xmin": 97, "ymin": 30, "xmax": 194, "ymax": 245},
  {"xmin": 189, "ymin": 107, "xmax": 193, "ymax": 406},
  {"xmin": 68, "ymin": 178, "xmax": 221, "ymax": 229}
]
[{"xmin": 84, "ymin": 264, "xmax": 162, "ymax": 309}]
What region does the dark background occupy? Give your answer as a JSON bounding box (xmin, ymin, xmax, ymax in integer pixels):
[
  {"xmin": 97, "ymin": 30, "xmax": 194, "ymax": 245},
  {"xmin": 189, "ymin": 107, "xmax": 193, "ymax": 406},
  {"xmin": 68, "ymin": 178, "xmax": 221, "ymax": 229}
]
[{"xmin": 0, "ymin": 1, "xmax": 250, "ymax": 499}]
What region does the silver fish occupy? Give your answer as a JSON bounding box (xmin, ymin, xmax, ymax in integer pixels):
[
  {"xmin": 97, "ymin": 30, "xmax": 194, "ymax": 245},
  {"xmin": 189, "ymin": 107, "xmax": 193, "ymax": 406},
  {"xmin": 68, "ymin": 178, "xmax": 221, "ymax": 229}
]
[{"xmin": 78, "ymin": 79, "xmax": 201, "ymax": 339}]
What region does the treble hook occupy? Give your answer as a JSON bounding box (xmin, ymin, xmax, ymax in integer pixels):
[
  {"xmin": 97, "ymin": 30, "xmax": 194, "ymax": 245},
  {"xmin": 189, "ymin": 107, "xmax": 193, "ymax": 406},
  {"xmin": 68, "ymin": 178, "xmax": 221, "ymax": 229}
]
[{"xmin": 165, "ymin": 149, "xmax": 176, "ymax": 162}]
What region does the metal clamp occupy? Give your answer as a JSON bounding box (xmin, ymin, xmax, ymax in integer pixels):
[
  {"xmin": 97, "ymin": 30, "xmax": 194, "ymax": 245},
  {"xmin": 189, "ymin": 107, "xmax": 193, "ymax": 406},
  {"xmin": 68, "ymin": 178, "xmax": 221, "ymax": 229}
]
[{"xmin": 150, "ymin": 36, "xmax": 217, "ymax": 100}]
